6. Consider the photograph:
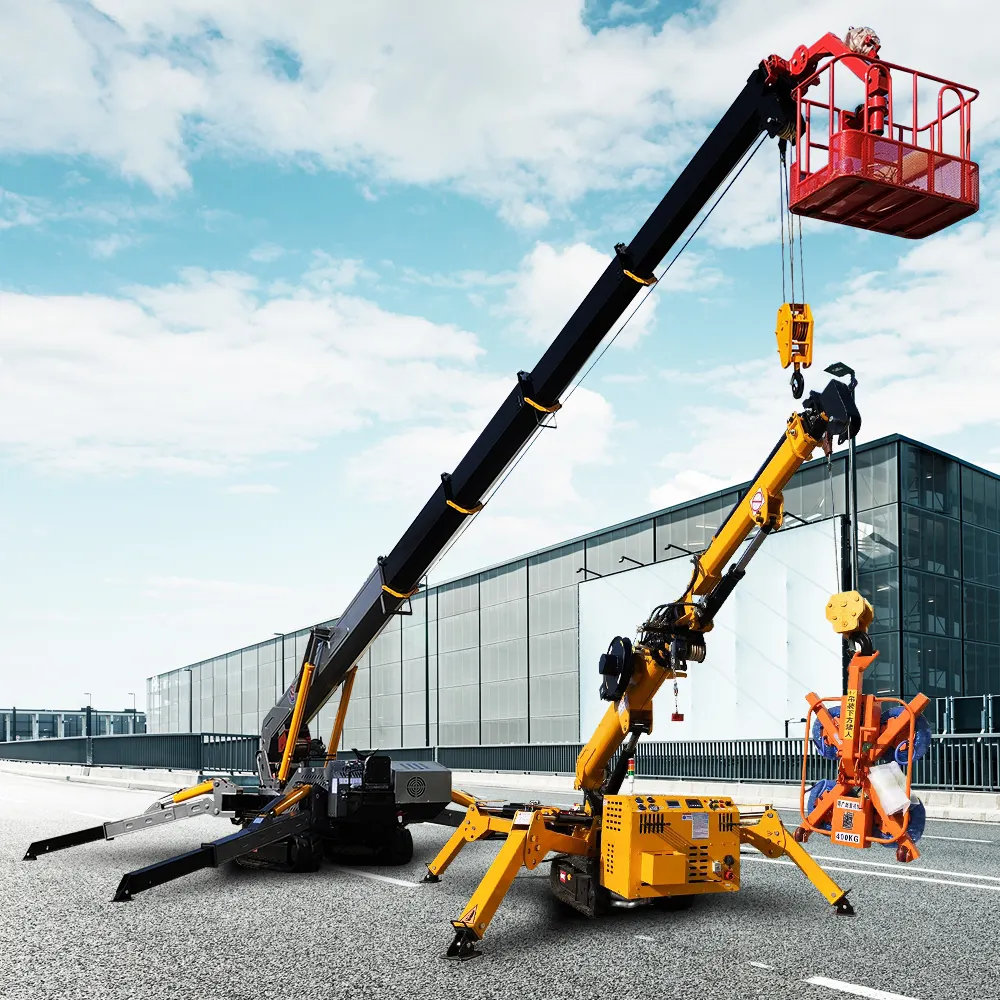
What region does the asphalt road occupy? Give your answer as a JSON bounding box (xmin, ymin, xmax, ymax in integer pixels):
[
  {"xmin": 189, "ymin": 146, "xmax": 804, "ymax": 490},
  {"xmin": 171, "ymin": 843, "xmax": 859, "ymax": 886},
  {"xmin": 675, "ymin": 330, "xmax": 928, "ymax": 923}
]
[{"xmin": 1, "ymin": 770, "xmax": 998, "ymax": 1000}]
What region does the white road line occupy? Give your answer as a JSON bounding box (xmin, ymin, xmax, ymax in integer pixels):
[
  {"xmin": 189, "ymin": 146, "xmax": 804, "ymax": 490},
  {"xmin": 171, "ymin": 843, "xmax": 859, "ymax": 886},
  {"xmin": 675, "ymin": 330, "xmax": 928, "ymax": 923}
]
[
  {"xmin": 923, "ymin": 834, "xmax": 993, "ymax": 844},
  {"xmin": 328, "ymin": 865, "xmax": 420, "ymax": 888},
  {"xmin": 805, "ymin": 974, "xmax": 919, "ymax": 999},
  {"xmin": 743, "ymin": 855, "xmax": 1000, "ymax": 892},
  {"xmin": 808, "ymin": 853, "xmax": 1000, "ymax": 882},
  {"xmin": 748, "ymin": 961, "xmax": 774, "ymax": 970},
  {"xmin": 635, "ymin": 935, "xmax": 656, "ymax": 942}
]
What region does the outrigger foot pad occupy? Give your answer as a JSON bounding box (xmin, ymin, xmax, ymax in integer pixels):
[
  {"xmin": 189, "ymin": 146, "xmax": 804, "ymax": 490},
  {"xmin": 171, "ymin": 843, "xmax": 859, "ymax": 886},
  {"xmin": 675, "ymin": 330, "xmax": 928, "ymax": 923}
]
[
  {"xmin": 445, "ymin": 927, "xmax": 480, "ymax": 961},
  {"xmin": 421, "ymin": 870, "xmax": 441, "ymax": 883},
  {"xmin": 833, "ymin": 892, "xmax": 855, "ymax": 916}
]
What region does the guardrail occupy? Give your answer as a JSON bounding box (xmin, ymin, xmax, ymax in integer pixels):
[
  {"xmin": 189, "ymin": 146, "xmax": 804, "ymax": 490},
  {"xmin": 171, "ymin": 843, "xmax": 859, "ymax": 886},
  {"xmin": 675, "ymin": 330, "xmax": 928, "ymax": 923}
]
[
  {"xmin": 3, "ymin": 734, "xmax": 998, "ymax": 792},
  {"xmin": 0, "ymin": 733, "xmax": 257, "ymax": 772}
]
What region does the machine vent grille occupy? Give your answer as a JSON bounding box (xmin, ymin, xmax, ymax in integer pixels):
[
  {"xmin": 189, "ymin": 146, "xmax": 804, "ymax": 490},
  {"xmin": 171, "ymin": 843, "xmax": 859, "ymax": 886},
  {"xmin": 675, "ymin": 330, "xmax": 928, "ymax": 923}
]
[
  {"xmin": 604, "ymin": 843, "xmax": 614, "ymax": 876},
  {"xmin": 604, "ymin": 800, "xmax": 623, "ymax": 833},
  {"xmin": 639, "ymin": 813, "xmax": 666, "ymax": 835},
  {"xmin": 719, "ymin": 811, "xmax": 736, "ymax": 833},
  {"xmin": 687, "ymin": 845, "xmax": 710, "ymax": 882}
]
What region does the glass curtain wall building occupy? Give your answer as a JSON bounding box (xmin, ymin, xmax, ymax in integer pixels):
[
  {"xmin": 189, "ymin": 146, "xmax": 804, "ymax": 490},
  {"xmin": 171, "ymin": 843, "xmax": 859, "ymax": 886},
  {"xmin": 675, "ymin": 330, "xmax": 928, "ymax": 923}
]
[
  {"xmin": 146, "ymin": 435, "xmax": 1000, "ymax": 744},
  {"xmin": 0, "ymin": 708, "xmax": 146, "ymax": 741}
]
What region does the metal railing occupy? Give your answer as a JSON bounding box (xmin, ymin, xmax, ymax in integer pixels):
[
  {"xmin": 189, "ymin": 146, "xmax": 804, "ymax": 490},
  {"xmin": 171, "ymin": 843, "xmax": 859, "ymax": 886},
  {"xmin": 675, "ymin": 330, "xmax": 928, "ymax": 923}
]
[
  {"xmin": 0, "ymin": 733, "xmax": 256, "ymax": 772},
  {"xmin": 3, "ymin": 733, "xmax": 998, "ymax": 792}
]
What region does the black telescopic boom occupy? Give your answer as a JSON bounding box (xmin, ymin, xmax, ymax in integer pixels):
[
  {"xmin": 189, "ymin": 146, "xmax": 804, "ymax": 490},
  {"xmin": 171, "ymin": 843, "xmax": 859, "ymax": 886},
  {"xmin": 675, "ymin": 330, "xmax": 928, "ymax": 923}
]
[{"xmin": 260, "ymin": 65, "xmax": 798, "ymax": 756}]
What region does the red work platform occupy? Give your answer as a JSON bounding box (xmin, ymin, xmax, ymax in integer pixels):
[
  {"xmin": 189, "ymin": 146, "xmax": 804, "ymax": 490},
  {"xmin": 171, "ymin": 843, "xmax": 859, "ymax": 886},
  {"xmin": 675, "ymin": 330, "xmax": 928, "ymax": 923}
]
[{"xmin": 790, "ymin": 55, "xmax": 979, "ymax": 239}]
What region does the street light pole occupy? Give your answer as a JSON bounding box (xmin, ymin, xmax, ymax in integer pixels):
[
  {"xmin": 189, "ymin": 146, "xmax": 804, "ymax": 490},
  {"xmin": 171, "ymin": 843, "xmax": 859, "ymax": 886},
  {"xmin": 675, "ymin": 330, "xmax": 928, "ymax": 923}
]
[
  {"xmin": 84, "ymin": 693, "xmax": 92, "ymax": 738},
  {"xmin": 825, "ymin": 362, "xmax": 859, "ymax": 591},
  {"xmin": 127, "ymin": 692, "xmax": 136, "ymax": 734}
]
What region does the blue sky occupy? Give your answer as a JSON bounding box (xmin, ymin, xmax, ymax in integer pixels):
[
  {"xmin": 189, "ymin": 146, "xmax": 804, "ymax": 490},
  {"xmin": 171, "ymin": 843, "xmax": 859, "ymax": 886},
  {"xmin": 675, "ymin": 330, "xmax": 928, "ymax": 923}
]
[{"xmin": 2, "ymin": 0, "xmax": 999, "ymax": 710}]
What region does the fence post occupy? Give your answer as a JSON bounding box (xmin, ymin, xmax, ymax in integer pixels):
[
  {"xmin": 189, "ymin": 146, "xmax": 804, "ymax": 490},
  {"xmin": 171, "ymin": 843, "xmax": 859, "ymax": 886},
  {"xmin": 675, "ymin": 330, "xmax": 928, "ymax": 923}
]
[{"xmin": 85, "ymin": 737, "xmax": 93, "ymax": 766}]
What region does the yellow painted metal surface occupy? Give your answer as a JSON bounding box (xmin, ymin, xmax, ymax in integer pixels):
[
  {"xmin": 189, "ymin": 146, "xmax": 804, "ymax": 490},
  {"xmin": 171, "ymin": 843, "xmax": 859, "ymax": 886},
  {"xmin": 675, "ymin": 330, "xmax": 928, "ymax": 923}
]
[
  {"xmin": 171, "ymin": 779, "xmax": 214, "ymax": 805},
  {"xmin": 277, "ymin": 660, "xmax": 315, "ymax": 784},
  {"xmin": 825, "ymin": 590, "xmax": 874, "ymax": 634},
  {"xmin": 326, "ymin": 666, "xmax": 357, "ymax": 760},
  {"xmin": 600, "ymin": 795, "xmax": 739, "ymax": 899},
  {"xmin": 775, "ymin": 302, "xmax": 814, "ymax": 369}
]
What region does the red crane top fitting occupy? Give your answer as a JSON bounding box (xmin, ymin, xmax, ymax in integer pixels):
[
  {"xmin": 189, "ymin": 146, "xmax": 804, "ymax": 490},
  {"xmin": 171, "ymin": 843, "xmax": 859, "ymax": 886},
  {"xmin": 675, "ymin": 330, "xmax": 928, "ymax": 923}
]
[{"xmin": 778, "ymin": 27, "xmax": 979, "ymax": 238}]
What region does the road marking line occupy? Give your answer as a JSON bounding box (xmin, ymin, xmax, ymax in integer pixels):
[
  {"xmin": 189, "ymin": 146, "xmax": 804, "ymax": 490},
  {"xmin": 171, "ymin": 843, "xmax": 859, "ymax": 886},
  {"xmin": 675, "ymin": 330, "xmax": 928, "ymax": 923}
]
[
  {"xmin": 636, "ymin": 935, "xmax": 655, "ymax": 942},
  {"xmin": 923, "ymin": 834, "xmax": 993, "ymax": 843},
  {"xmin": 749, "ymin": 961, "xmax": 774, "ymax": 970},
  {"xmin": 805, "ymin": 974, "xmax": 919, "ymax": 999},
  {"xmin": 328, "ymin": 865, "xmax": 420, "ymax": 888},
  {"xmin": 743, "ymin": 855, "xmax": 1000, "ymax": 892},
  {"xmin": 809, "ymin": 854, "xmax": 1000, "ymax": 882}
]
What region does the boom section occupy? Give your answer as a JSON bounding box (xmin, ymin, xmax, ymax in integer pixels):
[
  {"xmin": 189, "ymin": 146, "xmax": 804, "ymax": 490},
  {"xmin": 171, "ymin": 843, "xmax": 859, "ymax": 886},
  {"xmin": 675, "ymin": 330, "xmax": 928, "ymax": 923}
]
[
  {"xmin": 260, "ymin": 66, "xmax": 801, "ymax": 759},
  {"xmin": 575, "ymin": 379, "xmax": 860, "ymax": 793}
]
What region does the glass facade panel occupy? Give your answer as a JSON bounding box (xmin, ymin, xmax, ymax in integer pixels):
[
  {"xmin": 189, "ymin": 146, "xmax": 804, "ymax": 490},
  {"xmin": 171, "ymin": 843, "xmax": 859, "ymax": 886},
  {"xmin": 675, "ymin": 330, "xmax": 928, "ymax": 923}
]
[
  {"xmin": 585, "ymin": 521, "xmax": 654, "ymax": 576},
  {"xmin": 965, "ymin": 583, "xmax": 1000, "ymax": 645},
  {"xmin": 856, "ymin": 443, "xmax": 898, "ymax": 511},
  {"xmin": 903, "ymin": 634, "xmax": 961, "ymax": 697},
  {"xmin": 858, "ymin": 569, "xmax": 898, "ymax": 633},
  {"xmin": 437, "ymin": 580, "xmax": 480, "ymax": 745},
  {"xmin": 902, "ymin": 508, "xmax": 960, "ymax": 578},
  {"xmin": 963, "ymin": 523, "xmax": 1000, "ymax": 588},
  {"xmin": 783, "ymin": 459, "xmax": 847, "ymax": 523},
  {"xmin": 402, "ymin": 592, "xmax": 429, "ymax": 748},
  {"xmin": 962, "ymin": 466, "xmax": 1000, "ymax": 532},
  {"xmin": 858, "ymin": 505, "xmax": 898, "ymax": 573},
  {"xmin": 902, "ymin": 444, "xmax": 959, "ymax": 517},
  {"xmin": 655, "ymin": 492, "xmax": 740, "ymax": 558},
  {"xmin": 966, "ymin": 642, "xmax": 1000, "ymax": 696},
  {"xmin": 342, "ymin": 655, "xmax": 371, "ymax": 751},
  {"xmin": 902, "ymin": 570, "xmax": 962, "ymax": 638},
  {"xmin": 480, "ymin": 564, "xmax": 528, "ymax": 745},
  {"xmin": 370, "ymin": 616, "xmax": 402, "ymax": 748}
]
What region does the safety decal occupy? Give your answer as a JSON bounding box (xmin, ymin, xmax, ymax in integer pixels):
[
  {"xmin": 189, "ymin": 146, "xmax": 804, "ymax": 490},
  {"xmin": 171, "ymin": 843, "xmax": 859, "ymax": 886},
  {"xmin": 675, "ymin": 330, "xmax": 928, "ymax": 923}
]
[
  {"xmin": 512, "ymin": 810, "xmax": 534, "ymax": 828},
  {"xmin": 749, "ymin": 489, "xmax": 765, "ymax": 515},
  {"xmin": 460, "ymin": 904, "xmax": 478, "ymax": 925},
  {"xmin": 834, "ymin": 831, "xmax": 861, "ymax": 845},
  {"xmin": 836, "ymin": 798, "xmax": 860, "ymax": 811}
]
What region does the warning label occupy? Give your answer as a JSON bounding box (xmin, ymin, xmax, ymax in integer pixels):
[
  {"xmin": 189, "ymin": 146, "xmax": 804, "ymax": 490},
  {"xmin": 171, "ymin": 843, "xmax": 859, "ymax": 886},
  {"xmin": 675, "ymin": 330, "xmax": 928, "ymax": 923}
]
[
  {"xmin": 684, "ymin": 813, "xmax": 709, "ymax": 840},
  {"xmin": 836, "ymin": 798, "xmax": 860, "ymax": 811},
  {"xmin": 749, "ymin": 489, "xmax": 765, "ymax": 515},
  {"xmin": 512, "ymin": 810, "xmax": 534, "ymax": 828},
  {"xmin": 834, "ymin": 831, "xmax": 861, "ymax": 845},
  {"xmin": 460, "ymin": 905, "xmax": 478, "ymax": 925}
]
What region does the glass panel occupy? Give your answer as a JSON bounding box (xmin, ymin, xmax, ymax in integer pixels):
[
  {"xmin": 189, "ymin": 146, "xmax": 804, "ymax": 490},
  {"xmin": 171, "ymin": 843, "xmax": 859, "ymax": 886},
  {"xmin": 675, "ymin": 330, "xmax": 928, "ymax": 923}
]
[
  {"xmin": 902, "ymin": 570, "xmax": 962, "ymax": 637},
  {"xmin": 902, "ymin": 444, "xmax": 959, "ymax": 517},
  {"xmin": 902, "ymin": 508, "xmax": 960, "ymax": 577},
  {"xmin": 858, "ymin": 505, "xmax": 898, "ymax": 572},
  {"xmin": 480, "ymin": 563, "xmax": 527, "ymax": 606},
  {"xmin": 962, "ymin": 466, "xmax": 1000, "ymax": 533},
  {"xmin": 528, "ymin": 542, "xmax": 585, "ymax": 593},
  {"xmin": 963, "ymin": 524, "xmax": 1000, "ymax": 588},
  {"xmin": 654, "ymin": 492, "xmax": 741, "ymax": 559},
  {"xmin": 858, "ymin": 568, "xmax": 898, "ymax": 633},
  {"xmin": 856, "ymin": 443, "xmax": 898, "ymax": 511},
  {"xmin": 226, "ymin": 652, "xmax": 241, "ymax": 719},
  {"xmin": 903, "ymin": 634, "xmax": 961, "ymax": 697},
  {"xmin": 965, "ymin": 642, "xmax": 1000, "ymax": 696},
  {"xmin": 862, "ymin": 632, "xmax": 900, "ymax": 696},
  {"xmin": 965, "ymin": 583, "xmax": 1000, "ymax": 645},
  {"xmin": 585, "ymin": 521, "xmax": 654, "ymax": 576},
  {"xmin": 782, "ymin": 458, "xmax": 847, "ymax": 524}
]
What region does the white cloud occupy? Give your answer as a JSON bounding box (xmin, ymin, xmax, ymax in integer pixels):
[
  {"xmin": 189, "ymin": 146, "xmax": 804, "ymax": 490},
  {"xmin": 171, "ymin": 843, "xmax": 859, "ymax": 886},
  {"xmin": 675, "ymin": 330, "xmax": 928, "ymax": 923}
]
[
  {"xmin": 647, "ymin": 213, "xmax": 1000, "ymax": 502},
  {"xmin": 346, "ymin": 384, "xmax": 618, "ymax": 576},
  {"xmin": 504, "ymin": 241, "xmax": 660, "ymax": 349},
  {"xmin": 226, "ymin": 483, "xmax": 279, "ymax": 494},
  {"xmin": 88, "ymin": 232, "xmax": 136, "ymax": 259},
  {"xmin": 7, "ymin": 2, "xmax": 994, "ymax": 224},
  {"xmin": 0, "ymin": 266, "xmax": 488, "ymax": 475},
  {"xmin": 0, "ymin": 188, "xmax": 45, "ymax": 229},
  {"xmin": 649, "ymin": 468, "xmax": 734, "ymax": 510},
  {"xmin": 248, "ymin": 243, "xmax": 285, "ymax": 263},
  {"xmin": 303, "ymin": 252, "xmax": 374, "ymax": 291}
]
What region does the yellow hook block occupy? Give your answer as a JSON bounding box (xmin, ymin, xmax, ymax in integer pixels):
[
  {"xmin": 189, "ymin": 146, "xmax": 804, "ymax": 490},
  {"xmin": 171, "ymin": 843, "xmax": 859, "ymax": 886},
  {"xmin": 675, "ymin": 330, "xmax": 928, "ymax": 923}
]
[{"xmin": 775, "ymin": 302, "xmax": 814, "ymax": 370}]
